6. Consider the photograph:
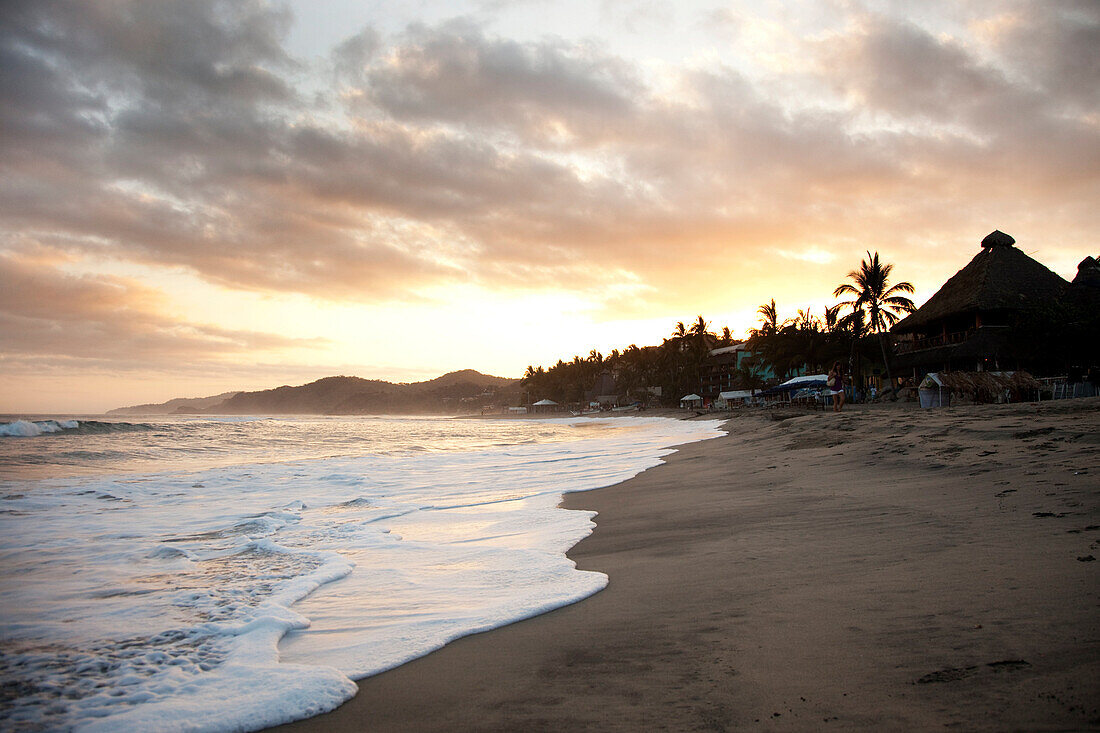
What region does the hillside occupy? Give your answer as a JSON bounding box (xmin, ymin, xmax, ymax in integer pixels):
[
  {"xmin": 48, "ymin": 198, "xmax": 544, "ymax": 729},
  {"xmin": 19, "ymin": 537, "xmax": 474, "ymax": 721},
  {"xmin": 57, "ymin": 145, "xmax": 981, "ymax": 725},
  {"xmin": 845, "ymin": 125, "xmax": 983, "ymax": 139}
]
[
  {"xmin": 111, "ymin": 371, "xmax": 522, "ymax": 416},
  {"xmin": 329, "ymin": 370, "xmax": 519, "ymax": 414},
  {"xmin": 406, "ymin": 369, "xmax": 514, "ymax": 392},
  {"xmin": 106, "ymin": 391, "xmax": 241, "ymax": 415}
]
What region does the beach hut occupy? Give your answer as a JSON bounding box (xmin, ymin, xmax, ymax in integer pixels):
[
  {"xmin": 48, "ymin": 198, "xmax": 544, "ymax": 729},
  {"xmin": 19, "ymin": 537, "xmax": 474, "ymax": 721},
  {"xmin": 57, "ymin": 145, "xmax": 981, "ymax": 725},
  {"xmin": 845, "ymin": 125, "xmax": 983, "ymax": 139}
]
[
  {"xmin": 679, "ymin": 393, "xmax": 703, "ymax": 409},
  {"xmin": 892, "ymin": 231, "xmax": 1070, "ymax": 375},
  {"xmin": 531, "ymin": 398, "xmax": 560, "ymax": 414},
  {"xmin": 918, "ymin": 373, "xmax": 950, "ymax": 408},
  {"xmin": 717, "ymin": 389, "xmax": 754, "ymax": 408}
]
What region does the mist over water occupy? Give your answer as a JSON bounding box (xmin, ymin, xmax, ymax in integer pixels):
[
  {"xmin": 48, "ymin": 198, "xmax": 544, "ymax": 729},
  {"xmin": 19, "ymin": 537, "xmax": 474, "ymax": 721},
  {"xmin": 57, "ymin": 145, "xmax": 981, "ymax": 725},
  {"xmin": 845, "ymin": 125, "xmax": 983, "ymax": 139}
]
[{"xmin": 0, "ymin": 414, "xmax": 723, "ymax": 731}]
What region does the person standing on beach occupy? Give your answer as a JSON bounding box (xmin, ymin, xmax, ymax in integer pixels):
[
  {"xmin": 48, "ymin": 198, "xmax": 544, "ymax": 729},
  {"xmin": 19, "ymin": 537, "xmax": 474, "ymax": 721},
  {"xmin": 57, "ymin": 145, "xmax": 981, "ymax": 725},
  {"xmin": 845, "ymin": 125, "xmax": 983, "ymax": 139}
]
[{"xmin": 828, "ymin": 361, "xmax": 846, "ymax": 412}]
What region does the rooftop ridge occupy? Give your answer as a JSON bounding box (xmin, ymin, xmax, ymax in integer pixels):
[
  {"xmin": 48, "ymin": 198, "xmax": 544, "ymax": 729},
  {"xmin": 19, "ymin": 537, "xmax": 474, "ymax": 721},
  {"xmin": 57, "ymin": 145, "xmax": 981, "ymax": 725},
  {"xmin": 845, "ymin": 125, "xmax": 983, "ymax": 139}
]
[{"xmin": 981, "ymin": 229, "xmax": 1015, "ymax": 248}]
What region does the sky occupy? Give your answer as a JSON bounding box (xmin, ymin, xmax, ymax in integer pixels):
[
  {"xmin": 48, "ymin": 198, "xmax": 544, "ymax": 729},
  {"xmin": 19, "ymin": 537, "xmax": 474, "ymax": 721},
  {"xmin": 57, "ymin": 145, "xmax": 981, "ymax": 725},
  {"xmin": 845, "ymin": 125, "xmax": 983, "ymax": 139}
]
[{"xmin": 1, "ymin": 0, "xmax": 1097, "ymax": 413}]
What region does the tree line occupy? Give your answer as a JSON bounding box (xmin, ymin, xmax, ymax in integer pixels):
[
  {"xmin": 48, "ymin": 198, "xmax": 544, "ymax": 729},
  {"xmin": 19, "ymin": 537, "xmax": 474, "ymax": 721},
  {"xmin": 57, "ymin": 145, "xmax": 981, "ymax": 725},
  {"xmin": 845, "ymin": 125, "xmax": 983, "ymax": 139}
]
[{"xmin": 522, "ymin": 252, "xmax": 915, "ymax": 406}]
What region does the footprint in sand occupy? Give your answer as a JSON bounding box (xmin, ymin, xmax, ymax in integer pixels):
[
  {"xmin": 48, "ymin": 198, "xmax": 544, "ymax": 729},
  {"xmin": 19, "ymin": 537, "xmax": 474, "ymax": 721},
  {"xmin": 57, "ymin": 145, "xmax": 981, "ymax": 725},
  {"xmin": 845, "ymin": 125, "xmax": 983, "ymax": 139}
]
[{"xmin": 916, "ymin": 660, "xmax": 1030, "ymax": 684}]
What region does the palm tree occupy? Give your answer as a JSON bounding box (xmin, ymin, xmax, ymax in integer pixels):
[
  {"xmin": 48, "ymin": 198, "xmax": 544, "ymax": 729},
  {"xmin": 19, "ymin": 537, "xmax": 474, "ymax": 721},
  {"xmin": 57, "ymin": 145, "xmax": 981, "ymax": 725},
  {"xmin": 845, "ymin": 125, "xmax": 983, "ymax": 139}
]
[
  {"xmin": 833, "ymin": 251, "xmax": 916, "ymax": 387},
  {"xmin": 689, "ymin": 315, "xmax": 716, "ymax": 353},
  {"xmin": 756, "ymin": 299, "xmax": 779, "ymax": 337},
  {"xmin": 794, "ymin": 308, "xmax": 819, "ymax": 331},
  {"xmin": 736, "ymin": 359, "xmax": 765, "ymax": 396}
]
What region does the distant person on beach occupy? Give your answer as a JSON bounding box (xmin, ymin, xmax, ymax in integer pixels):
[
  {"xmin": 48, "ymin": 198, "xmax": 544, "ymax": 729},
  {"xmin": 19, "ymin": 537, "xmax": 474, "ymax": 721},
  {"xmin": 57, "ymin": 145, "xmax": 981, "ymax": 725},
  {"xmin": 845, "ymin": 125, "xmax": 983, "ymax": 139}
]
[{"xmin": 828, "ymin": 362, "xmax": 846, "ymax": 412}]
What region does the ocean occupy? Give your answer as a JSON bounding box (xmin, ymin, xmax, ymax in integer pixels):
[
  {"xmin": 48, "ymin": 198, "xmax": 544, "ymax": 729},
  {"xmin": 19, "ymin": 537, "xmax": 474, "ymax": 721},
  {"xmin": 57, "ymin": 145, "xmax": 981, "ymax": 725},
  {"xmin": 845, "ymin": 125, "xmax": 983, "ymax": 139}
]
[{"xmin": 0, "ymin": 414, "xmax": 724, "ymax": 731}]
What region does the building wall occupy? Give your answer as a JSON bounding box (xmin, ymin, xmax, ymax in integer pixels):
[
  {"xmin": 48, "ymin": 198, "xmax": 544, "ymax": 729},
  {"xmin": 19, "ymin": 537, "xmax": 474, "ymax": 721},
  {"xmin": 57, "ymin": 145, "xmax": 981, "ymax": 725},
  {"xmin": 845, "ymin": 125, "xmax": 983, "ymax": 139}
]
[{"xmin": 699, "ymin": 348, "xmax": 787, "ymax": 397}]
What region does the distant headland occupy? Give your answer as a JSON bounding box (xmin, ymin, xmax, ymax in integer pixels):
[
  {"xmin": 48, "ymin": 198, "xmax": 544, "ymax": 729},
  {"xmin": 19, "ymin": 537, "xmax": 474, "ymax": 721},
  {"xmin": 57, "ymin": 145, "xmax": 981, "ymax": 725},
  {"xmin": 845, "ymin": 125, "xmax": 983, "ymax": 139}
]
[{"xmin": 106, "ymin": 370, "xmax": 521, "ymax": 416}]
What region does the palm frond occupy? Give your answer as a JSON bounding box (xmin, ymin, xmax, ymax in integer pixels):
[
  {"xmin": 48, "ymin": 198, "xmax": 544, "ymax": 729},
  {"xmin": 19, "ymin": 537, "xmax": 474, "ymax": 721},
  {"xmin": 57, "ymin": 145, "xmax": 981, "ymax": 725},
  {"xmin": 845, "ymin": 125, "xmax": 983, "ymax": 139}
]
[
  {"xmin": 883, "ymin": 295, "xmax": 916, "ymax": 311},
  {"xmin": 882, "ymin": 281, "xmax": 915, "ymax": 296},
  {"xmin": 833, "ymin": 283, "xmax": 859, "ymax": 298},
  {"xmin": 880, "ymin": 310, "xmax": 902, "ymax": 326}
]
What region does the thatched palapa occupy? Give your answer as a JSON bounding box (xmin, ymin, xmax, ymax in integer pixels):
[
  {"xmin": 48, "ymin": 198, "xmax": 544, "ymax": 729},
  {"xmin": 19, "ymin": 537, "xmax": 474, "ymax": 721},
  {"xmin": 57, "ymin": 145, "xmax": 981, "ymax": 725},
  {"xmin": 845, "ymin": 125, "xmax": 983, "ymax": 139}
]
[
  {"xmin": 891, "ymin": 231, "xmax": 1069, "ymax": 374},
  {"xmin": 922, "ymin": 370, "xmax": 1043, "ymax": 404}
]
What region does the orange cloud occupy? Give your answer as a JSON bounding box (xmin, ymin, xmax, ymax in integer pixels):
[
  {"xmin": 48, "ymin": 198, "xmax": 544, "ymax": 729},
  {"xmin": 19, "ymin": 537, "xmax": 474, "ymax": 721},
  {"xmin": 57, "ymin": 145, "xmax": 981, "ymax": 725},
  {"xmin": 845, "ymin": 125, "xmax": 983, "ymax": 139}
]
[{"xmin": 0, "ymin": 249, "xmax": 328, "ymax": 371}]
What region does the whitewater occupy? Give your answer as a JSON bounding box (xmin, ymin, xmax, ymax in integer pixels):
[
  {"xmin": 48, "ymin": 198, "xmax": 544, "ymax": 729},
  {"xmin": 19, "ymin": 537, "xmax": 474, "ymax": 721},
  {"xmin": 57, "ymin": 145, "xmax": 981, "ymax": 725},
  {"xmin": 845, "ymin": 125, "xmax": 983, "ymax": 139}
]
[{"xmin": 0, "ymin": 414, "xmax": 724, "ymax": 732}]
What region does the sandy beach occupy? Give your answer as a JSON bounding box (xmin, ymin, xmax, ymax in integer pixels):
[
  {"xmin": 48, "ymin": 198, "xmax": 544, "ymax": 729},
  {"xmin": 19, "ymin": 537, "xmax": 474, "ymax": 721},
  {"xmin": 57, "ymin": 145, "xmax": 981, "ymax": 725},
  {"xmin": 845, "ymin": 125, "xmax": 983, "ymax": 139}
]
[{"xmin": 275, "ymin": 399, "xmax": 1099, "ymax": 732}]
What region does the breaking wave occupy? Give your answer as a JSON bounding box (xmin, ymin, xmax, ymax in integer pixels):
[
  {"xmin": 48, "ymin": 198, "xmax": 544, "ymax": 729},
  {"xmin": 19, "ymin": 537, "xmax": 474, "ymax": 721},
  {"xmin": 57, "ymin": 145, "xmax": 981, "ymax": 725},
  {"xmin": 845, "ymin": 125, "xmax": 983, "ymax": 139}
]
[{"xmin": 0, "ymin": 420, "xmax": 156, "ymax": 438}]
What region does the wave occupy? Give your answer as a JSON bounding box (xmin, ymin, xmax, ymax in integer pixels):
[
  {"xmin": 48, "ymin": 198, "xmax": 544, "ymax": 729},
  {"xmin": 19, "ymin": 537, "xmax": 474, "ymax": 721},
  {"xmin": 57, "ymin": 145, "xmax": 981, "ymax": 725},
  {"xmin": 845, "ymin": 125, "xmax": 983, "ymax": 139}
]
[
  {"xmin": 0, "ymin": 419, "xmax": 157, "ymax": 438},
  {"xmin": 0, "ymin": 414, "xmax": 726, "ymax": 731},
  {"xmin": 0, "ymin": 419, "xmax": 77, "ymax": 437}
]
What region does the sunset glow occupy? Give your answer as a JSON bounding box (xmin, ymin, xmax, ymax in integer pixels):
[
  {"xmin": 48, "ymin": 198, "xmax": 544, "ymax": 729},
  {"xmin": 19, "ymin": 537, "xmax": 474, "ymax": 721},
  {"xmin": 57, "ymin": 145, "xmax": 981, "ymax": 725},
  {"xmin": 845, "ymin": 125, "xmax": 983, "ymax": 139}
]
[{"xmin": 2, "ymin": 0, "xmax": 1097, "ymax": 412}]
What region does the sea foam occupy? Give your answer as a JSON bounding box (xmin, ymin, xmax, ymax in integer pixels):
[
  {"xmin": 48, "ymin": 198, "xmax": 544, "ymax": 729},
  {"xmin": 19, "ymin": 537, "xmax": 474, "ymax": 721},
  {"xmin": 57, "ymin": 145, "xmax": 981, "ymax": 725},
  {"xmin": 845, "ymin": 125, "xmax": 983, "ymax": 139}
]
[
  {"xmin": 0, "ymin": 419, "xmax": 79, "ymax": 437},
  {"xmin": 0, "ymin": 416, "xmax": 724, "ymax": 731}
]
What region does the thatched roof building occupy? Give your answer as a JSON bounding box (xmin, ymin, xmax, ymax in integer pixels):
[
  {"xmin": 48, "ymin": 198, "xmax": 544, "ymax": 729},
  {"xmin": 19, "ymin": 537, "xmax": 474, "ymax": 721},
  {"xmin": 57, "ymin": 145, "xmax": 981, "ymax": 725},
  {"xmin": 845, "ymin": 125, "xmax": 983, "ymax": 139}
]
[
  {"xmin": 1061, "ymin": 256, "xmax": 1100, "ymax": 381},
  {"xmin": 920, "ymin": 370, "xmax": 1043, "ymax": 404},
  {"xmin": 891, "ymin": 231, "xmax": 1070, "ymax": 375},
  {"xmin": 1072, "ymin": 255, "xmax": 1100, "ymax": 287},
  {"xmin": 1065, "ymin": 255, "xmax": 1100, "ymax": 311}
]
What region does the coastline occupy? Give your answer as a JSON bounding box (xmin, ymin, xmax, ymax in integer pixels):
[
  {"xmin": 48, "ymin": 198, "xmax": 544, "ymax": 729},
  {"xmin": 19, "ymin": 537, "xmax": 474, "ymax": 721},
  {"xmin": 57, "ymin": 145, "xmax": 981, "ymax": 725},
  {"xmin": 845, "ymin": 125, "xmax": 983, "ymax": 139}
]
[{"xmin": 273, "ymin": 399, "xmax": 1099, "ymax": 731}]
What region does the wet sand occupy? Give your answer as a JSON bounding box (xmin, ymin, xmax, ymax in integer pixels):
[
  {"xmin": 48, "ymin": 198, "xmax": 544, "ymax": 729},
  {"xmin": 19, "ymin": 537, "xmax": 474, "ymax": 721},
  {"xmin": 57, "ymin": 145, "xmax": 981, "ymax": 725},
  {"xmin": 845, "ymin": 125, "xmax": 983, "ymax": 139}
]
[{"xmin": 275, "ymin": 398, "xmax": 1099, "ymax": 731}]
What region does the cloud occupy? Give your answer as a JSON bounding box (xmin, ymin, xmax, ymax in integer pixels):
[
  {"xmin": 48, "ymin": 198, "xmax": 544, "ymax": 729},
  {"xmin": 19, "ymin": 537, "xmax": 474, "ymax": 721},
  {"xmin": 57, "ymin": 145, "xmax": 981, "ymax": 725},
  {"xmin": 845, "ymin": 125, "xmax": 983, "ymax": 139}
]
[
  {"xmin": 0, "ymin": 248, "xmax": 328, "ymax": 370},
  {"xmin": 333, "ymin": 27, "xmax": 380, "ymax": 83},
  {"xmin": 353, "ymin": 20, "xmax": 642, "ymax": 142},
  {"xmin": 979, "ymin": 0, "xmax": 1100, "ymax": 111},
  {"xmin": 21, "ymin": 0, "xmax": 296, "ymax": 104},
  {"xmin": 0, "ymin": 0, "xmax": 1097, "ymax": 325},
  {"xmin": 823, "ymin": 16, "xmax": 1004, "ymax": 121}
]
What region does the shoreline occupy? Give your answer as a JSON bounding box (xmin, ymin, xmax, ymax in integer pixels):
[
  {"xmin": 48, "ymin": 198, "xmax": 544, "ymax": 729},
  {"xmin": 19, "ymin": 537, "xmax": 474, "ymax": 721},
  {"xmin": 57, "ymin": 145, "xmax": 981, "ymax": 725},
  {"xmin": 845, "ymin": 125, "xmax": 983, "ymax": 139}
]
[{"xmin": 273, "ymin": 399, "xmax": 1099, "ymax": 731}]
